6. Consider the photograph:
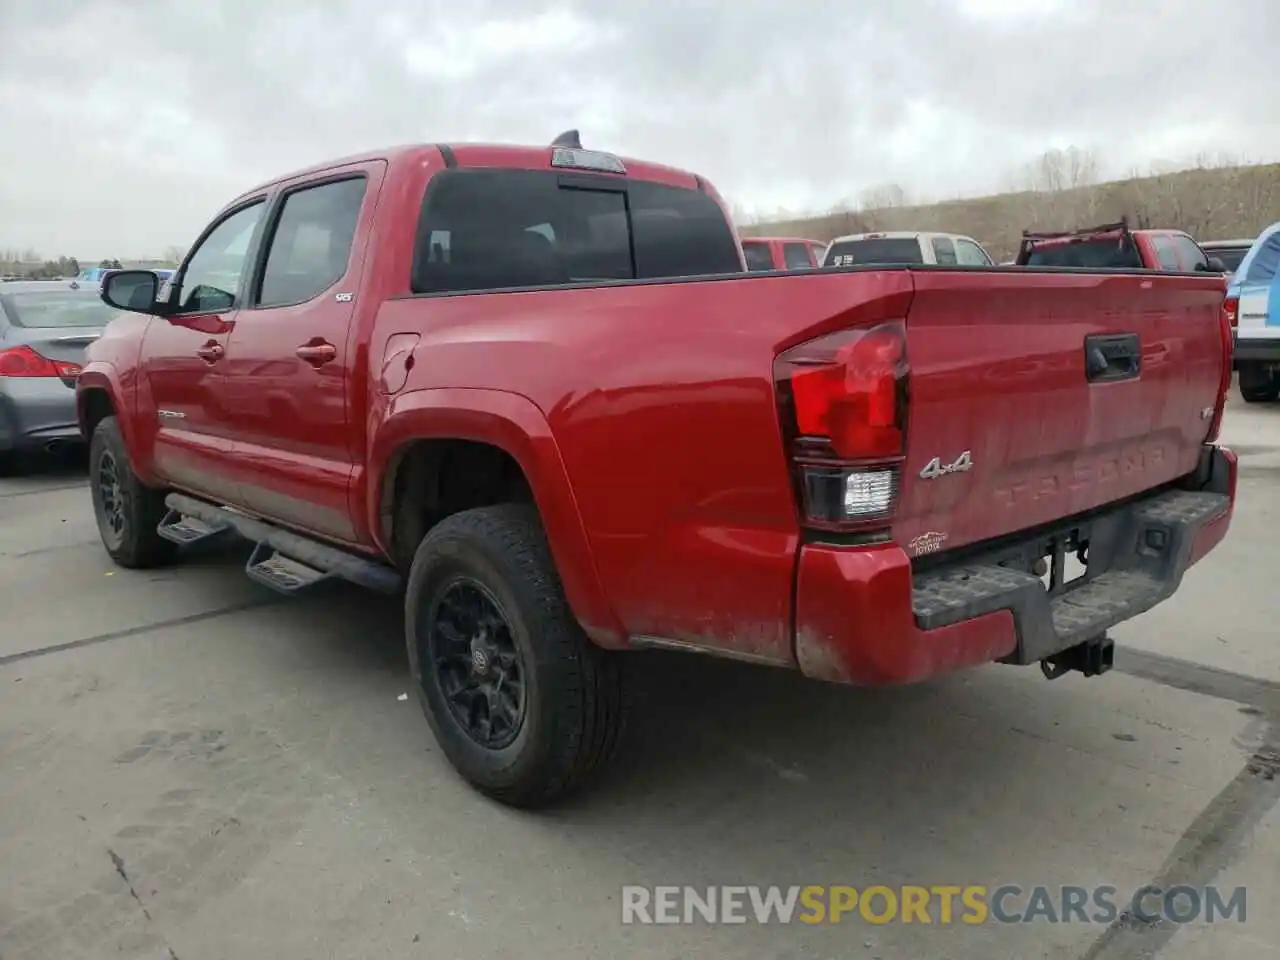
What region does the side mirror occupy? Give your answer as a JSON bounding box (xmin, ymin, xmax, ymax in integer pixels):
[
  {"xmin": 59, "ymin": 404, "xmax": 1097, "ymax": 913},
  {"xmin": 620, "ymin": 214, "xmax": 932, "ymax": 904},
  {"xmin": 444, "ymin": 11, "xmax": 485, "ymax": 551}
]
[
  {"xmin": 1205, "ymin": 257, "xmax": 1226, "ymax": 273},
  {"xmin": 100, "ymin": 270, "xmax": 160, "ymax": 313}
]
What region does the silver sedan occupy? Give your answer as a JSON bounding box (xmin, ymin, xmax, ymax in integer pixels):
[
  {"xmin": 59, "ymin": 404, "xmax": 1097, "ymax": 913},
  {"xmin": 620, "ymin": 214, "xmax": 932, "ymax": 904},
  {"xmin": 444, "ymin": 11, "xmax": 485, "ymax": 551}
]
[{"xmin": 0, "ymin": 281, "xmax": 119, "ymax": 473}]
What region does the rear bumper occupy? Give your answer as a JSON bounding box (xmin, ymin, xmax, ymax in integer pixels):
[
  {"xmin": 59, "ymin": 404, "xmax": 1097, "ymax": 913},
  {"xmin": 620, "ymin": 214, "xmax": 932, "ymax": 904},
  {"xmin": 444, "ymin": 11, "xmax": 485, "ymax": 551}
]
[
  {"xmin": 0, "ymin": 377, "xmax": 83, "ymax": 453},
  {"xmin": 1231, "ymin": 334, "xmax": 1280, "ymax": 366},
  {"xmin": 794, "ymin": 445, "xmax": 1237, "ymax": 685}
]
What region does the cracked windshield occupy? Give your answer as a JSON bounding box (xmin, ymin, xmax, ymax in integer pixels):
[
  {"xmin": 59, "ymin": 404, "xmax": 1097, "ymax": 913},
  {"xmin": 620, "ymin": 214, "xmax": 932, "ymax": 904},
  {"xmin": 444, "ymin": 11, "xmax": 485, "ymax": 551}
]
[{"xmin": 2, "ymin": 0, "xmax": 1279, "ymax": 958}]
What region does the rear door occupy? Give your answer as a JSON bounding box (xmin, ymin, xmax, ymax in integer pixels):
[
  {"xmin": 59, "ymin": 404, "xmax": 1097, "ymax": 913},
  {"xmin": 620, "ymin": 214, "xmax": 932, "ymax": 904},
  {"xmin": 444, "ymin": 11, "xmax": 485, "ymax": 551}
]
[
  {"xmin": 219, "ymin": 163, "xmax": 382, "ymax": 543},
  {"xmin": 893, "ymin": 270, "xmax": 1227, "ymax": 553}
]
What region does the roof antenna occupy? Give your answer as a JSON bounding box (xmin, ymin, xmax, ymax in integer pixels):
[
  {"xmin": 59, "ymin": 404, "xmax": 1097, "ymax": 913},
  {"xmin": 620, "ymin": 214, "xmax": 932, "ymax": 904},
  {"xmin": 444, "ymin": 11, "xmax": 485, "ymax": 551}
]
[{"xmin": 551, "ymin": 129, "xmax": 582, "ymax": 149}]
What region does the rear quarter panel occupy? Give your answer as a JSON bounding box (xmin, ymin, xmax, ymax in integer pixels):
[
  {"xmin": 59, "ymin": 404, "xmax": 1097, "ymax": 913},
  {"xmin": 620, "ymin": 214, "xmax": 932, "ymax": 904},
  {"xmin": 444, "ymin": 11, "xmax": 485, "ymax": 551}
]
[{"xmin": 370, "ymin": 270, "xmax": 914, "ymax": 661}]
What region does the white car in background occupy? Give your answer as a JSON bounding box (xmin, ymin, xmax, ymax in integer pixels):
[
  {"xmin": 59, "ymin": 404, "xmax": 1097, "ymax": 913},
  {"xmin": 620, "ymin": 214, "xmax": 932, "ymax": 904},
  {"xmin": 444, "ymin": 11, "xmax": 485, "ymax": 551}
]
[{"xmin": 820, "ymin": 230, "xmax": 995, "ymax": 267}]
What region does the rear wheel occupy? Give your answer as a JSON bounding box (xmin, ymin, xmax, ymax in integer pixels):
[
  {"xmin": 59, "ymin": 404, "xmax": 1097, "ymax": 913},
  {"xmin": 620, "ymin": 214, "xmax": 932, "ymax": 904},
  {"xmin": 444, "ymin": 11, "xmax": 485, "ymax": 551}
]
[
  {"xmin": 89, "ymin": 416, "xmax": 176, "ymax": 568},
  {"xmin": 405, "ymin": 504, "xmax": 626, "ymax": 808},
  {"xmin": 1238, "ymin": 364, "xmax": 1279, "ymax": 403}
]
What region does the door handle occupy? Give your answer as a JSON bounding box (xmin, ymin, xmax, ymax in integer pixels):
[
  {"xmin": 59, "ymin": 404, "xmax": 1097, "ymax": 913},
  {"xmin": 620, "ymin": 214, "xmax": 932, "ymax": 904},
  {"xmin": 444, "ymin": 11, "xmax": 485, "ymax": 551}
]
[
  {"xmin": 296, "ymin": 341, "xmax": 337, "ymax": 367},
  {"xmin": 196, "ymin": 341, "xmax": 224, "ymax": 363},
  {"xmin": 1084, "ymin": 333, "xmax": 1140, "ymax": 383}
]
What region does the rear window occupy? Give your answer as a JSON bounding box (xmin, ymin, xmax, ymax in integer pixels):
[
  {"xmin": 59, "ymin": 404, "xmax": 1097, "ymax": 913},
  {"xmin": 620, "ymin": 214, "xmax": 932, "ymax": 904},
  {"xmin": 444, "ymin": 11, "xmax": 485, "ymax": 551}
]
[
  {"xmin": 1212, "ymin": 247, "xmax": 1249, "ymax": 272},
  {"xmin": 742, "ymin": 242, "xmax": 775, "ymax": 272},
  {"xmin": 411, "ymin": 169, "xmax": 744, "ymax": 294},
  {"xmin": 825, "ymin": 238, "xmax": 924, "ymax": 266},
  {"xmin": 1021, "ymin": 237, "xmax": 1143, "ymax": 269},
  {"xmin": 0, "ymin": 291, "xmax": 121, "ymax": 327}
]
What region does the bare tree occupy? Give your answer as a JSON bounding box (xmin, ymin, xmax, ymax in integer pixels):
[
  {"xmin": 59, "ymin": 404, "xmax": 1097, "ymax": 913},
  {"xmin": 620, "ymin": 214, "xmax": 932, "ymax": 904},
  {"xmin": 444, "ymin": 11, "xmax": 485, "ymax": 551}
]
[
  {"xmin": 860, "ymin": 183, "xmax": 908, "ymax": 210},
  {"xmin": 161, "ymin": 245, "xmax": 186, "ymax": 264}
]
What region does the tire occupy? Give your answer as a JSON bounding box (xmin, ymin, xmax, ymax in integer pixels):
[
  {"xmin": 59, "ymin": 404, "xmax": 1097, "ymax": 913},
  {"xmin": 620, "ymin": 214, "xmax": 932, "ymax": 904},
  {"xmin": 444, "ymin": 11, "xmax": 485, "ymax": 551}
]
[
  {"xmin": 1238, "ymin": 364, "xmax": 1279, "ymax": 403},
  {"xmin": 405, "ymin": 504, "xmax": 626, "ymax": 808},
  {"xmin": 89, "ymin": 416, "xmax": 177, "ymax": 568}
]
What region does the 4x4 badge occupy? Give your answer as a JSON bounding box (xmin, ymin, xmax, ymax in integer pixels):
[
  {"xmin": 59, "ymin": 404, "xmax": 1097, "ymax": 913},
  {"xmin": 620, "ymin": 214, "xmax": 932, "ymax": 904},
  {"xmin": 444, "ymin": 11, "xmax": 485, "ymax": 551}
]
[{"xmin": 920, "ymin": 450, "xmax": 973, "ymax": 480}]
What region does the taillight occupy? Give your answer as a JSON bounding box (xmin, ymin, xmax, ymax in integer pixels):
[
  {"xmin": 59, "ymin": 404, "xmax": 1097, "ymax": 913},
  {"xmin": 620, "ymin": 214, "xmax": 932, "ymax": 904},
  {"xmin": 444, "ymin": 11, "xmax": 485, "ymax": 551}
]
[
  {"xmin": 0, "ymin": 345, "xmax": 81, "ymax": 379},
  {"xmin": 1206, "ymin": 297, "xmax": 1234, "ymax": 443},
  {"xmin": 774, "ymin": 321, "xmax": 908, "ymax": 531}
]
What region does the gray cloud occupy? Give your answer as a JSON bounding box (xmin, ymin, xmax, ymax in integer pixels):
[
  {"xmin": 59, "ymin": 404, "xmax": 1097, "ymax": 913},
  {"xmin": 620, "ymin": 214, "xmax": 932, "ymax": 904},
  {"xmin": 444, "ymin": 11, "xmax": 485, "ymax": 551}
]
[{"xmin": 1, "ymin": 0, "xmax": 1276, "ymax": 259}]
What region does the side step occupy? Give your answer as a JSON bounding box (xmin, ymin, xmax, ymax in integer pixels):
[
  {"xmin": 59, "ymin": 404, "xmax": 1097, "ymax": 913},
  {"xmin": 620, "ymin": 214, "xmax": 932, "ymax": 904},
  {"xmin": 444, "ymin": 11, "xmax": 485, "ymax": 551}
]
[
  {"xmin": 161, "ymin": 493, "xmax": 402, "ymax": 596},
  {"xmin": 157, "ymin": 509, "xmax": 231, "ymax": 546}
]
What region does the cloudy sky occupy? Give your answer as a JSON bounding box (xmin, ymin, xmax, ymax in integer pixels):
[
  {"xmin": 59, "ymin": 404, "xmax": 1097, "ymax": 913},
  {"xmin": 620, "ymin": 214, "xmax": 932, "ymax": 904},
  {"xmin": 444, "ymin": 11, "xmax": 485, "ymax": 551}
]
[{"xmin": 1, "ymin": 0, "xmax": 1276, "ymax": 260}]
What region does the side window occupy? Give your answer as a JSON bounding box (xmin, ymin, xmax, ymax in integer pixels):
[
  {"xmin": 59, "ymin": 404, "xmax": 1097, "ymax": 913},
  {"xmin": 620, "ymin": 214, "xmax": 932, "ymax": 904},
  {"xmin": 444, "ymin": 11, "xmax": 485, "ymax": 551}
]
[
  {"xmin": 175, "ymin": 201, "xmax": 265, "ymax": 313},
  {"xmin": 954, "ymin": 239, "xmax": 992, "ymax": 266},
  {"xmin": 1151, "ymin": 236, "xmax": 1180, "ymax": 270},
  {"xmin": 258, "ymin": 178, "xmax": 367, "ymax": 308},
  {"xmin": 782, "ymin": 243, "xmax": 812, "ymax": 269},
  {"xmin": 1172, "ymin": 235, "xmax": 1208, "ymax": 271},
  {"xmin": 809, "ymin": 243, "xmax": 826, "ymax": 265},
  {"xmin": 931, "ymin": 237, "xmax": 957, "ymax": 265},
  {"xmin": 742, "ymin": 243, "xmax": 775, "ymax": 272}
]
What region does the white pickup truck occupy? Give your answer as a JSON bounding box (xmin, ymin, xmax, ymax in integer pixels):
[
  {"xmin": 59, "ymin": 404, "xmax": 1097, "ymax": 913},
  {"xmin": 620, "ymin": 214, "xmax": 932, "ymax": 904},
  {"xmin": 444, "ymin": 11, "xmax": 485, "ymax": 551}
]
[{"xmin": 821, "ymin": 230, "xmax": 994, "ymax": 267}]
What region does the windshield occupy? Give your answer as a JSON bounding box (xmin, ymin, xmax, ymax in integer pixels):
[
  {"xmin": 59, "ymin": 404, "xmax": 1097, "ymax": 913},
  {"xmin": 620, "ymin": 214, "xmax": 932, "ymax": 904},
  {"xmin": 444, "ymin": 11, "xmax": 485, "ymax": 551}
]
[
  {"xmin": 825, "ymin": 237, "xmax": 924, "ymax": 266},
  {"xmin": 0, "ymin": 290, "xmax": 122, "ymax": 327},
  {"xmin": 1022, "ymin": 237, "xmax": 1143, "ymax": 268}
]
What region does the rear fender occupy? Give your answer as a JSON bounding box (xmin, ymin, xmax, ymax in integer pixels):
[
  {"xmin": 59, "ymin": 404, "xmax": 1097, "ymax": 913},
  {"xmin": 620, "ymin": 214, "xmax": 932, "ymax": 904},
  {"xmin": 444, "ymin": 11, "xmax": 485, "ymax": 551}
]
[{"xmin": 369, "ymin": 387, "xmax": 627, "ymax": 648}]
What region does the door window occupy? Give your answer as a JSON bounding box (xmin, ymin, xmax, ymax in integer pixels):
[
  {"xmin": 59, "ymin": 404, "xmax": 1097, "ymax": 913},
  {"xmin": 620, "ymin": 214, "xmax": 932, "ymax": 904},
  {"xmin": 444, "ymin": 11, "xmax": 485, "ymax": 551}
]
[
  {"xmin": 954, "ymin": 239, "xmax": 992, "ymax": 266},
  {"xmin": 1151, "ymin": 236, "xmax": 1181, "ymax": 270},
  {"xmin": 257, "ymin": 177, "xmax": 367, "ymax": 308},
  {"xmin": 1171, "ymin": 235, "xmax": 1209, "ymax": 271},
  {"xmin": 782, "ymin": 243, "xmax": 812, "ymax": 269},
  {"xmin": 931, "ymin": 237, "xmax": 958, "ymax": 265},
  {"xmin": 742, "ymin": 242, "xmax": 775, "ymax": 272},
  {"xmin": 174, "ymin": 201, "xmax": 266, "ymax": 313}
]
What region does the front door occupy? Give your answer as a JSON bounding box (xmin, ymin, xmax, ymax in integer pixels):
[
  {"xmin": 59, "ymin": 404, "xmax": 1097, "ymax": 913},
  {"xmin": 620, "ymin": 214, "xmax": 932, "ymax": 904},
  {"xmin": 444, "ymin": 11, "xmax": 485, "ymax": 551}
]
[
  {"xmin": 139, "ymin": 199, "xmax": 267, "ymax": 504},
  {"xmin": 219, "ymin": 165, "xmax": 382, "ymax": 544}
]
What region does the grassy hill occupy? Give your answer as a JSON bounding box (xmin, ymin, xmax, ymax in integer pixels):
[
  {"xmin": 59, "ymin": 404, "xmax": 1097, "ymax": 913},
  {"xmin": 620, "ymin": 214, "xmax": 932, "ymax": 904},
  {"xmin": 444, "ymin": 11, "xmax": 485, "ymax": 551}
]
[{"xmin": 740, "ymin": 161, "xmax": 1280, "ymax": 262}]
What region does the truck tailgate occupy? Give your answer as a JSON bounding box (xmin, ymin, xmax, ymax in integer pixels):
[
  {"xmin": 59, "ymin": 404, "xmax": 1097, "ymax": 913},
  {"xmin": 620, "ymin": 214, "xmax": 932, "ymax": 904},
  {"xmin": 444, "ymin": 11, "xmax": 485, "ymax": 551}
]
[{"xmin": 893, "ymin": 269, "xmax": 1227, "ymax": 554}]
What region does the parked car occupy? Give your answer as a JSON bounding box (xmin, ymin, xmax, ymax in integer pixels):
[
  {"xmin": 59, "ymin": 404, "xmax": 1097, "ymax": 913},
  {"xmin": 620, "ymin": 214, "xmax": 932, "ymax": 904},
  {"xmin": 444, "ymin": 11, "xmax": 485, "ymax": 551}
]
[
  {"xmin": 1199, "ymin": 239, "xmax": 1253, "ymax": 279},
  {"xmin": 1016, "ymin": 219, "xmax": 1222, "ymax": 272},
  {"xmin": 823, "ymin": 231, "xmax": 993, "ymax": 267},
  {"xmin": 80, "ymin": 134, "xmax": 1236, "ymax": 808},
  {"xmin": 0, "ymin": 281, "xmax": 117, "ymax": 472},
  {"xmin": 741, "ymin": 236, "xmax": 825, "ymax": 271},
  {"xmin": 1225, "ymin": 221, "xmax": 1280, "ymax": 402}
]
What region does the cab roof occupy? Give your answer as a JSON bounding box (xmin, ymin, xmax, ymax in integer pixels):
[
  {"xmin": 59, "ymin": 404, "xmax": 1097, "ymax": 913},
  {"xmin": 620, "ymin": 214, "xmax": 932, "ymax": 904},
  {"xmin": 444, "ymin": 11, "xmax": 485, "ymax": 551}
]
[{"xmin": 237, "ymin": 141, "xmax": 705, "ymax": 202}]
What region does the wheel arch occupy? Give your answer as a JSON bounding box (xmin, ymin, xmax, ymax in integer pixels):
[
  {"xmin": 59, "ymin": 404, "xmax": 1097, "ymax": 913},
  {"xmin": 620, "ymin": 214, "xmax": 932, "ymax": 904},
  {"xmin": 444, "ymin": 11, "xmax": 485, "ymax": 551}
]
[{"xmin": 369, "ymin": 387, "xmax": 626, "ymax": 649}]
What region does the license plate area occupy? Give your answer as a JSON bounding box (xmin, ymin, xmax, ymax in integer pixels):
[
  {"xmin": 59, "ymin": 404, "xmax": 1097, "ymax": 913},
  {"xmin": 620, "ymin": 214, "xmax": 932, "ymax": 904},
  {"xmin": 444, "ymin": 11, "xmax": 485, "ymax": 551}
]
[{"xmin": 940, "ymin": 523, "xmax": 1095, "ymax": 598}]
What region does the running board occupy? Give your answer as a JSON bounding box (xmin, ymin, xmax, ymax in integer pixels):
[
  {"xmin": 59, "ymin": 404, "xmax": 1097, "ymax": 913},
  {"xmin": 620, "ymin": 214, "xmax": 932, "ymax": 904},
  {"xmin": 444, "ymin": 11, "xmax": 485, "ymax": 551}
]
[
  {"xmin": 157, "ymin": 509, "xmax": 231, "ymax": 546},
  {"xmin": 161, "ymin": 493, "xmax": 402, "ymax": 595}
]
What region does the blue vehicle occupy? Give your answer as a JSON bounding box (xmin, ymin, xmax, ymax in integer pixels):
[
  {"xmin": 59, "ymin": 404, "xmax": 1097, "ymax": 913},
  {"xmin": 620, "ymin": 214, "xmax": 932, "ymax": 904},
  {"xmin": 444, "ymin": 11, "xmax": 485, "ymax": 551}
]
[{"xmin": 1228, "ymin": 222, "xmax": 1280, "ymax": 402}]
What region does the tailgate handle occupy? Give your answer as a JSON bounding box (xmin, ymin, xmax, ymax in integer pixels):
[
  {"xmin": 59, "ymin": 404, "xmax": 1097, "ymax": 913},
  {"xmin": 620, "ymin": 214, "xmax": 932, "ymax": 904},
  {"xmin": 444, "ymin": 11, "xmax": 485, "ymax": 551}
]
[{"xmin": 1084, "ymin": 334, "xmax": 1140, "ymax": 383}]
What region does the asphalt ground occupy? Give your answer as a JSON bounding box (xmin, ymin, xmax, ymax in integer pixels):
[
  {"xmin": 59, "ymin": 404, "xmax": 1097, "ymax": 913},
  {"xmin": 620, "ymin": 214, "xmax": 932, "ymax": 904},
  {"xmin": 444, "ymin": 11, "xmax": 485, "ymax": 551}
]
[{"xmin": 2, "ymin": 398, "xmax": 1278, "ymax": 960}]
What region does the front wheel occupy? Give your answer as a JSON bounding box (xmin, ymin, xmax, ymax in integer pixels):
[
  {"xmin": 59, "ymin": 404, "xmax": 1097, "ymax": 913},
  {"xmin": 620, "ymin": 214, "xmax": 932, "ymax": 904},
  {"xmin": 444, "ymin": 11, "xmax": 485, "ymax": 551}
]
[
  {"xmin": 89, "ymin": 416, "xmax": 177, "ymax": 568},
  {"xmin": 404, "ymin": 504, "xmax": 627, "ymax": 808}
]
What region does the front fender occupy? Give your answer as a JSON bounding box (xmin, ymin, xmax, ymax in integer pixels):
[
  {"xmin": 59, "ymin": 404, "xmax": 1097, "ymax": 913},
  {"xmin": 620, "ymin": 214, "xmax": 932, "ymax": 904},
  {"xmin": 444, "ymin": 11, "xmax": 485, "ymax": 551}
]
[
  {"xmin": 369, "ymin": 387, "xmax": 627, "ymax": 649},
  {"xmin": 76, "ymin": 363, "xmax": 143, "ymax": 466}
]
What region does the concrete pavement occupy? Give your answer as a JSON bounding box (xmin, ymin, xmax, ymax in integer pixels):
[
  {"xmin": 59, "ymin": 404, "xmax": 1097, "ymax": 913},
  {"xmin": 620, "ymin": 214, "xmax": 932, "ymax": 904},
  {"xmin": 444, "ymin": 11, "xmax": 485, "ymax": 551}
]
[{"xmin": 2, "ymin": 401, "xmax": 1278, "ymax": 960}]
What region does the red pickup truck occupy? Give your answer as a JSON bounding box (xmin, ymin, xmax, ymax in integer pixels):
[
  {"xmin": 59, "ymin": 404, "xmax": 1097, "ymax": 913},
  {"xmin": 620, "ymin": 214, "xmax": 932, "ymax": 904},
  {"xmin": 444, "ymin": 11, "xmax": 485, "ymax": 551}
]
[
  {"xmin": 1016, "ymin": 219, "xmax": 1225, "ymax": 273},
  {"xmin": 79, "ymin": 135, "xmax": 1237, "ymax": 807},
  {"xmin": 742, "ymin": 236, "xmax": 826, "ymax": 271}
]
